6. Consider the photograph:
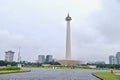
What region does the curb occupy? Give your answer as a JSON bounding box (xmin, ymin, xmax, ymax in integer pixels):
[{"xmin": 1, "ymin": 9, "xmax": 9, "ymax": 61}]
[{"xmin": 92, "ymin": 73, "xmax": 104, "ymax": 80}]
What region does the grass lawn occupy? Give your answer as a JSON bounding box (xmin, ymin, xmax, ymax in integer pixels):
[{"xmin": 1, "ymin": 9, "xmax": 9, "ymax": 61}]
[
  {"xmin": 0, "ymin": 70, "xmax": 30, "ymax": 74},
  {"xmin": 28, "ymin": 66, "xmax": 94, "ymax": 70},
  {"xmin": 93, "ymin": 72, "xmax": 120, "ymax": 80},
  {"xmin": 0, "ymin": 67, "xmax": 30, "ymax": 74}
]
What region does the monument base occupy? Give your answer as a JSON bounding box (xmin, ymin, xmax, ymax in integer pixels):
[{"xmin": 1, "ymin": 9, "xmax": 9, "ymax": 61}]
[{"xmin": 57, "ymin": 59, "xmax": 79, "ymax": 66}]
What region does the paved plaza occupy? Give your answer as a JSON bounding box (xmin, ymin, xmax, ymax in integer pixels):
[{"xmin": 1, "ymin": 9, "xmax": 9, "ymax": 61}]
[{"xmin": 0, "ymin": 68, "xmax": 102, "ymax": 80}]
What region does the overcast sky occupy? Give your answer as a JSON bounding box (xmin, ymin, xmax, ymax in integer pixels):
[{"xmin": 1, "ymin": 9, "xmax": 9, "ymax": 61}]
[{"xmin": 0, "ymin": 0, "xmax": 120, "ymax": 63}]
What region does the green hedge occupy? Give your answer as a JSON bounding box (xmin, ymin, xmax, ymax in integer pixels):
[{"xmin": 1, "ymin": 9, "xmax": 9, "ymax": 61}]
[{"xmin": 0, "ymin": 67, "xmax": 20, "ymax": 71}]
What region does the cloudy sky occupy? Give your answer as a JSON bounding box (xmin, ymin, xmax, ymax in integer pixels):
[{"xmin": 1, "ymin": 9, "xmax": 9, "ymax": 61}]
[{"xmin": 0, "ymin": 0, "xmax": 120, "ymax": 63}]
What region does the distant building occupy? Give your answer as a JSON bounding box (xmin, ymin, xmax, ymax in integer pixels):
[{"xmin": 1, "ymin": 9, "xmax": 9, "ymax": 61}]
[
  {"xmin": 116, "ymin": 52, "xmax": 120, "ymax": 64},
  {"xmin": 109, "ymin": 55, "xmax": 117, "ymax": 64},
  {"xmin": 78, "ymin": 61, "xmax": 84, "ymax": 65},
  {"xmin": 38, "ymin": 55, "xmax": 45, "ymax": 63},
  {"xmin": 87, "ymin": 61, "xmax": 105, "ymax": 65},
  {"xmin": 95, "ymin": 61, "xmax": 105, "ymax": 64},
  {"xmin": 87, "ymin": 62, "xmax": 95, "ymax": 65},
  {"xmin": 5, "ymin": 50, "xmax": 14, "ymax": 62},
  {"xmin": 46, "ymin": 55, "xmax": 53, "ymax": 62},
  {"xmin": 88, "ymin": 65, "xmax": 96, "ymax": 69}
]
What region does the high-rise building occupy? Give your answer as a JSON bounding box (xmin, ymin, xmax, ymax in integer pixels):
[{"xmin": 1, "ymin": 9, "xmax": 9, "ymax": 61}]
[
  {"xmin": 109, "ymin": 55, "xmax": 117, "ymax": 64},
  {"xmin": 5, "ymin": 50, "xmax": 14, "ymax": 62},
  {"xmin": 46, "ymin": 55, "xmax": 53, "ymax": 62},
  {"xmin": 116, "ymin": 52, "xmax": 120, "ymax": 64},
  {"xmin": 38, "ymin": 55, "xmax": 45, "ymax": 63}
]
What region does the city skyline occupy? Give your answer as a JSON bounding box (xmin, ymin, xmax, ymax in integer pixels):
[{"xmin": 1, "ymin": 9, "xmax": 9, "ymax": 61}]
[{"xmin": 0, "ymin": 0, "xmax": 120, "ymax": 63}]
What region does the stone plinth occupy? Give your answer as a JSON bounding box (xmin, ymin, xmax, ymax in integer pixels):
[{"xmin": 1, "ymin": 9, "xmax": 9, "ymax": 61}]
[{"xmin": 57, "ymin": 59, "xmax": 79, "ymax": 66}]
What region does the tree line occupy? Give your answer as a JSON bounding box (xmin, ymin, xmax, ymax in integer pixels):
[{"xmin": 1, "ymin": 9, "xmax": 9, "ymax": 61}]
[
  {"xmin": 0, "ymin": 60, "xmax": 120, "ymax": 69},
  {"xmin": 0, "ymin": 60, "xmax": 60, "ymax": 67},
  {"xmin": 0, "ymin": 60, "xmax": 17, "ymax": 66}
]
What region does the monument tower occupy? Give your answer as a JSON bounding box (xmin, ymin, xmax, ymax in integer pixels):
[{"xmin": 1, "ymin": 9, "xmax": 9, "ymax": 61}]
[
  {"xmin": 58, "ymin": 14, "xmax": 79, "ymax": 66},
  {"xmin": 65, "ymin": 14, "xmax": 71, "ymax": 60}
]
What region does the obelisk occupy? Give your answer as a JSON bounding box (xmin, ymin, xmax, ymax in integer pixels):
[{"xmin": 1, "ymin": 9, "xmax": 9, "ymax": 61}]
[
  {"xmin": 57, "ymin": 14, "xmax": 79, "ymax": 66},
  {"xmin": 65, "ymin": 13, "xmax": 72, "ymax": 60}
]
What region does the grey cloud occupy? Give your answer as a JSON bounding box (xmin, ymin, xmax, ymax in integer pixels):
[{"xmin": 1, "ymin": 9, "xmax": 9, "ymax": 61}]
[
  {"xmin": 70, "ymin": 0, "xmax": 120, "ymax": 63},
  {"xmin": 91, "ymin": 0, "xmax": 120, "ymax": 44},
  {"xmin": 0, "ymin": 0, "xmax": 119, "ymax": 63}
]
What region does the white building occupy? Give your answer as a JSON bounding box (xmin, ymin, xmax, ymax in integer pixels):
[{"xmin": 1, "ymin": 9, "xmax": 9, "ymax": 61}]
[
  {"xmin": 38, "ymin": 55, "xmax": 45, "ymax": 63},
  {"xmin": 5, "ymin": 50, "xmax": 14, "ymax": 62},
  {"xmin": 109, "ymin": 55, "xmax": 117, "ymax": 64}
]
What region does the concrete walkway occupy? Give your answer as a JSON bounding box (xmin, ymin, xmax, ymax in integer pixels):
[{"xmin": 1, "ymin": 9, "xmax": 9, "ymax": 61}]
[{"xmin": 0, "ymin": 68, "xmax": 101, "ymax": 80}]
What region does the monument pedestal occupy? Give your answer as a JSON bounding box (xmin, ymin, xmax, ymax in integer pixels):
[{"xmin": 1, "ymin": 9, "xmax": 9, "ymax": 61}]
[{"xmin": 58, "ymin": 59, "xmax": 79, "ymax": 66}]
